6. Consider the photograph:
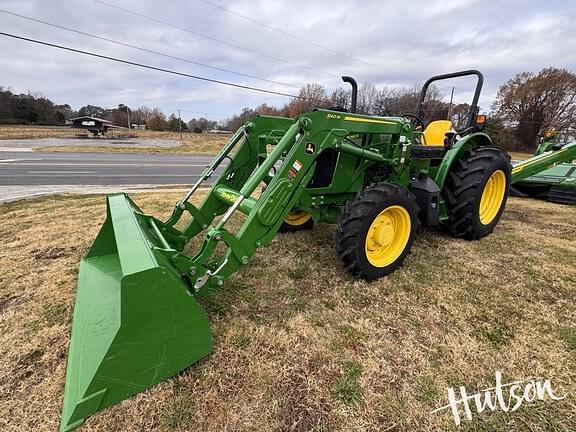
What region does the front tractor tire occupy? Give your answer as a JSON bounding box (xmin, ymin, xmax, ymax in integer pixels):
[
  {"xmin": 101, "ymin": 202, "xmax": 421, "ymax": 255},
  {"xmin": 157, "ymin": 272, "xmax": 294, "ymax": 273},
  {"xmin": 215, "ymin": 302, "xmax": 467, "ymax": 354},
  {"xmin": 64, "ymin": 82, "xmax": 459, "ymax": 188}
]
[
  {"xmin": 335, "ymin": 183, "xmax": 419, "ymax": 280},
  {"xmin": 443, "ymin": 146, "xmax": 511, "ymax": 240}
]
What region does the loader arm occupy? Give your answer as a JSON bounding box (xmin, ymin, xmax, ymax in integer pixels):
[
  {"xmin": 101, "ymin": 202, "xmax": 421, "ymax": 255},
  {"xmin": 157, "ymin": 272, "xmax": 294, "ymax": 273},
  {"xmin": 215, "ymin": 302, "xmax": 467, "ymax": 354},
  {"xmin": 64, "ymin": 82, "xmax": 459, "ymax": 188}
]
[{"xmin": 179, "ymin": 111, "xmax": 408, "ymax": 296}]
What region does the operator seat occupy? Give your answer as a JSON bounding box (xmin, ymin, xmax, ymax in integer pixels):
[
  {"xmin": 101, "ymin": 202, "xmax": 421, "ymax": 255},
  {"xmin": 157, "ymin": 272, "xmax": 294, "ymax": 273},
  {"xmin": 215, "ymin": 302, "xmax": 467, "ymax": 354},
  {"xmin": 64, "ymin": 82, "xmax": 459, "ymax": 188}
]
[{"xmin": 421, "ymin": 120, "xmax": 453, "ymax": 146}]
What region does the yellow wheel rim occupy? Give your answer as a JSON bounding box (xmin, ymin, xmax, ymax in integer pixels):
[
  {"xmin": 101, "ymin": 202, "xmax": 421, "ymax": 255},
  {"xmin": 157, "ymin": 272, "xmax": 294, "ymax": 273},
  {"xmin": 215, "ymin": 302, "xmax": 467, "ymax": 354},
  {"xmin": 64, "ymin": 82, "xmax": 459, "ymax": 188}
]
[
  {"xmin": 479, "ymin": 170, "xmax": 506, "ymax": 225},
  {"xmin": 365, "ymin": 205, "xmax": 411, "ymax": 268},
  {"xmin": 284, "ymin": 211, "xmax": 312, "ymax": 226}
]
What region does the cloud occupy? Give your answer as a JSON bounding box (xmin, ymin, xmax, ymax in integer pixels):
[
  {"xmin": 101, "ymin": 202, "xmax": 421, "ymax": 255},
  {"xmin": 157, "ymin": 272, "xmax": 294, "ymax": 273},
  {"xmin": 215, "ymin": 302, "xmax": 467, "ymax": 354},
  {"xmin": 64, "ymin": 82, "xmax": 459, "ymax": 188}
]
[{"xmin": 0, "ymin": 0, "xmax": 574, "ymax": 120}]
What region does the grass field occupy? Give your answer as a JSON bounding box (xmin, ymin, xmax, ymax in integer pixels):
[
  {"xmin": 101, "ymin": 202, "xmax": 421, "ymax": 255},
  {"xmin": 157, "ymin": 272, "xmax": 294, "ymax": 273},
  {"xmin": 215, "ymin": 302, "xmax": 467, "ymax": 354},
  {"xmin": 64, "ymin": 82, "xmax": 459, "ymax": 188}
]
[
  {"xmin": 0, "ymin": 125, "xmax": 78, "ymax": 140},
  {"xmin": 0, "ymin": 125, "xmax": 229, "ymax": 155},
  {"xmin": 0, "ymin": 193, "xmax": 575, "ymax": 431}
]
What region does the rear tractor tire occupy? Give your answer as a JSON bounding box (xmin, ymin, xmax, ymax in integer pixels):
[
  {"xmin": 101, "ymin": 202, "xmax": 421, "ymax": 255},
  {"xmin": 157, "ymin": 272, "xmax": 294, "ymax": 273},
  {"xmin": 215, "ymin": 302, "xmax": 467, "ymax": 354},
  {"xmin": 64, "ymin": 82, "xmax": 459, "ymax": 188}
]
[
  {"xmin": 278, "ymin": 210, "xmax": 314, "ymax": 233},
  {"xmin": 443, "ymin": 146, "xmax": 511, "ymax": 240},
  {"xmin": 335, "ymin": 183, "xmax": 419, "ymax": 280}
]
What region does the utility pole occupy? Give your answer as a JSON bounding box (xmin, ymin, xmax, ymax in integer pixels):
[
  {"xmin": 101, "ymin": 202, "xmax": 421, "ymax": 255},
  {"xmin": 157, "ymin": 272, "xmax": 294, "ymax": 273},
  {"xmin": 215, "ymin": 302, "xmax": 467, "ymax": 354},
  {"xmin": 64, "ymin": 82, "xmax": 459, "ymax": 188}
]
[
  {"xmin": 178, "ymin": 109, "xmax": 182, "ymax": 139},
  {"xmin": 126, "ymin": 105, "xmax": 131, "ymax": 130}
]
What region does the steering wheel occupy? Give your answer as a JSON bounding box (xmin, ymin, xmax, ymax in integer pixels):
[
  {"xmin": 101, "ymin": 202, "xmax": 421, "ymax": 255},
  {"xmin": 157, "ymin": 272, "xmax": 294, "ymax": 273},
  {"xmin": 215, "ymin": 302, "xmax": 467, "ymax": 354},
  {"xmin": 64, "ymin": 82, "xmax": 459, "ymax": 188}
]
[{"xmin": 401, "ymin": 113, "xmax": 425, "ymax": 131}]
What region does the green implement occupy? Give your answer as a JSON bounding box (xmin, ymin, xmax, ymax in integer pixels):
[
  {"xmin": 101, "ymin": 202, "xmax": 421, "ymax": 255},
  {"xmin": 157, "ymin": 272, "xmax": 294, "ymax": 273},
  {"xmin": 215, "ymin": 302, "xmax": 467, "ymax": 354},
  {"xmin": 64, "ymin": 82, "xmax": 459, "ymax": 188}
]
[
  {"xmin": 61, "ymin": 71, "xmax": 514, "ymax": 430},
  {"xmin": 511, "ymin": 140, "xmax": 576, "ymax": 204}
]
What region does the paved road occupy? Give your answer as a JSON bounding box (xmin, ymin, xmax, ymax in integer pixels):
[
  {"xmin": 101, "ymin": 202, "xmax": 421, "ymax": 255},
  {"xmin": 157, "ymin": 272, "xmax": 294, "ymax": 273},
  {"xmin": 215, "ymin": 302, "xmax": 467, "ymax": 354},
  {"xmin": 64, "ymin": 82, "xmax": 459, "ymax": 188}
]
[{"xmin": 0, "ymin": 151, "xmax": 223, "ymax": 186}]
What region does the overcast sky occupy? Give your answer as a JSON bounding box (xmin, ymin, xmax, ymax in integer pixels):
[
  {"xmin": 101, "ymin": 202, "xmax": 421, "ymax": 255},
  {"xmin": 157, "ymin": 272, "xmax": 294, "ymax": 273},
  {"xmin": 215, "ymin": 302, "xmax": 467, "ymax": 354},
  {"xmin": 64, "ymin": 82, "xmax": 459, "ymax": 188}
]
[{"xmin": 1, "ymin": 0, "xmax": 575, "ymax": 122}]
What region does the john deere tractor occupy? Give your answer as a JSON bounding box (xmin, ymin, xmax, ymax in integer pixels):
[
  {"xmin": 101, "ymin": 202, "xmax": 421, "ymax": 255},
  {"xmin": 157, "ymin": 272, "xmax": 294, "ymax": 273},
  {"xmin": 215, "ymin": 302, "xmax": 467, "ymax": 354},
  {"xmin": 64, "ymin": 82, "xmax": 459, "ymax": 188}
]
[{"xmin": 60, "ymin": 70, "xmax": 512, "ymax": 431}]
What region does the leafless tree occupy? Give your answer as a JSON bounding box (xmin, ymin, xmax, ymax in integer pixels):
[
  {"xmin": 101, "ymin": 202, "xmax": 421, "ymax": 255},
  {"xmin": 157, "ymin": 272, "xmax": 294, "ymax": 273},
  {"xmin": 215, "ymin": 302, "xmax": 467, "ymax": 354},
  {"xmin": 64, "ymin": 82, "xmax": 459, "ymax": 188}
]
[{"xmin": 492, "ymin": 67, "xmax": 576, "ymax": 151}]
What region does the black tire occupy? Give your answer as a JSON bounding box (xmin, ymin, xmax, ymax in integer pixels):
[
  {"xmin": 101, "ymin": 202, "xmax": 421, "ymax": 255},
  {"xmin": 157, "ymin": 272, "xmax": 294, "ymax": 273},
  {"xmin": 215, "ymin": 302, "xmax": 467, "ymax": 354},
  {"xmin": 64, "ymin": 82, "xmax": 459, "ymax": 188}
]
[
  {"xmin": 443, "ymin": 146, "xmax": 511, "ymax": 240},
  {"xmin": 278, "ymin": 211, "xmax": 315, "ymax": 233},
  {"xmin": 334, "ymin": 183, "xmax": 419, "ymax": 280}
]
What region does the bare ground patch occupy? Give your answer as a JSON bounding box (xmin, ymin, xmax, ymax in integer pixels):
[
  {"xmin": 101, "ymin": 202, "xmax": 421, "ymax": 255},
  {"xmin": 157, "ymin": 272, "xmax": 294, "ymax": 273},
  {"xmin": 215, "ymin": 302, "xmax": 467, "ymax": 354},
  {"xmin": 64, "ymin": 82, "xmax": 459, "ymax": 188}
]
[{"xmin": 0, "ymin": 195, "xmax": 575, "ymax": 431}]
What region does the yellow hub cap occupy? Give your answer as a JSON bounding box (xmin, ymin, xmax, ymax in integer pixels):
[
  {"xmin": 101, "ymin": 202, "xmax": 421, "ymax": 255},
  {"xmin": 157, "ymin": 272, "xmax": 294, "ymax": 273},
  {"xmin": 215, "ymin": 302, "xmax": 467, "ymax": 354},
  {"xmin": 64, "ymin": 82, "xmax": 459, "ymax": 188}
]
[
  {"xmin": 284, "ymin": 211, "xmax": 312, "ymax": 226},
  {"xmin": 365, "ymin": 205, "xmax": 411, "ymax": 267},
  {"xmin": 479, "ymin": 170, "xmax": 506, "ymax": 225}
]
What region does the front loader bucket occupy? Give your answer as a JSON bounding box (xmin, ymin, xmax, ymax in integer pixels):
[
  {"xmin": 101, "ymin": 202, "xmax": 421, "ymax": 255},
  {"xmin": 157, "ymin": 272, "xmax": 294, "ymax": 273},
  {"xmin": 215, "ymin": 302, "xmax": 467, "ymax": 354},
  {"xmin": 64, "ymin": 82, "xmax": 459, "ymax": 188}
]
[{"xmin": 60, "ymin": 194, "xmax": 213, "ymax": 431}]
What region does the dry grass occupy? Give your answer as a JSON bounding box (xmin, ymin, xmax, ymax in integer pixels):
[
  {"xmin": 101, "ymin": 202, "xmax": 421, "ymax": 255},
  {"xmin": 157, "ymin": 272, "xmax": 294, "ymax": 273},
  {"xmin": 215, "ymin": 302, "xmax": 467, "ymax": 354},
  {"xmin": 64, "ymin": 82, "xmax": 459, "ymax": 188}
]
[
  {"xmin": 0, "ymin": 125, "xmax": 228, "ymax": 155},
  {"xmin": 40, "ymin": 131, "xmax": 229, "ymax": 155},
  {"xmin": 0, "ymin": 125, "xmax": 76, "ymax": 139},
  {"xmin": 508, "ymin": 151, "xmax": 534, "ymax": 161},
  {"xmin": 0, "ymin": 194, "xmax": 575, "ymax": 431}
]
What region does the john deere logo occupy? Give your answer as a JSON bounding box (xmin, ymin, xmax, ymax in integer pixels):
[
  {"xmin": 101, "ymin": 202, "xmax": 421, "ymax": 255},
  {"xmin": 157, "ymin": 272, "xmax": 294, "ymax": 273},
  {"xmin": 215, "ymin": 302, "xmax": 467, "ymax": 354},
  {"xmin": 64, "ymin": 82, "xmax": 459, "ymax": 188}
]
[{"xmin": 305, "ymin": 142, "xmax": 316, "ymax": 154}]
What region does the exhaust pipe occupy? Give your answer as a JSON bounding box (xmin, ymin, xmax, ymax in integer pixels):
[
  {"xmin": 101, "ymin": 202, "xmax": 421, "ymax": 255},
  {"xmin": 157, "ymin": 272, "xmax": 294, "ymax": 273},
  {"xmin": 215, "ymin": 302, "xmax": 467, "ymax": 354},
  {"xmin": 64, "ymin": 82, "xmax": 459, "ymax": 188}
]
[{"xmin": 341, "ymin": 76, "xmax": 358, "ymax": 113}]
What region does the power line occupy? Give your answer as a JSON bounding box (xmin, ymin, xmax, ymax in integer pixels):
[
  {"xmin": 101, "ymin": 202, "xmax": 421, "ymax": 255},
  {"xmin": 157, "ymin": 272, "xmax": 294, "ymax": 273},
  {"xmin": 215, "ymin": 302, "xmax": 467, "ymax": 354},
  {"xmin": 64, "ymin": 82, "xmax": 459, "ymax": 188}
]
[
  {"xmin": 93, "ymin": 0, "xmax": 339, "ymax": 79},
  {"xmin": 0, "ymin": 32, "xmax": 302, "ymax": 99},
  {"xmin": 197, "ymin": 0, "xmax": 384, "ymax": 71},
  {"xmin": 0, "ymin": 8, "xmax": 298, "ymax": 89}
]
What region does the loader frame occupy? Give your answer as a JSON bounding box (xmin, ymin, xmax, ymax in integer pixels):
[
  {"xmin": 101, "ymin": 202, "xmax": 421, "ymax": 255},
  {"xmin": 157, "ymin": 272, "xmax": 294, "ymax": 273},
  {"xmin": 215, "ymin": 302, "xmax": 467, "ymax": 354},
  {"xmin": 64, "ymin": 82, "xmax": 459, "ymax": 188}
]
[{"xmin": 158, "ymin": 109, "xmax": 488, "ymax": 297}]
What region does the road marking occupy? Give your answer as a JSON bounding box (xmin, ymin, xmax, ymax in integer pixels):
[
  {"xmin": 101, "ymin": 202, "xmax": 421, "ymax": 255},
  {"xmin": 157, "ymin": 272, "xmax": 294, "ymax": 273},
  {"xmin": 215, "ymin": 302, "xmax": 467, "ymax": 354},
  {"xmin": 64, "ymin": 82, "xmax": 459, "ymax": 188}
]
[
  {"xmin": 27, "ymin": 171, "xmax": 98, "ymax": 175},
  {"xmin": 0, "ymin": 147, "xmax": 33, "ymax": 152},
  {"xmin": 0, "ymin": 159, "xmax": 22, "ymax": 163}
]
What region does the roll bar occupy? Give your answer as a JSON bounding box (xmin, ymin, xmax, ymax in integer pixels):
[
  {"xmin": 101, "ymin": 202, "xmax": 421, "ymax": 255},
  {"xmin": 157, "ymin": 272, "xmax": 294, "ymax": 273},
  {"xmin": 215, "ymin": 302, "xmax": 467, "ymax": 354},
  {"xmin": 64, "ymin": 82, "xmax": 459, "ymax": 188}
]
[{"xmin": 415, "ymin": 70, "xmax": 484, "ymax": 128}]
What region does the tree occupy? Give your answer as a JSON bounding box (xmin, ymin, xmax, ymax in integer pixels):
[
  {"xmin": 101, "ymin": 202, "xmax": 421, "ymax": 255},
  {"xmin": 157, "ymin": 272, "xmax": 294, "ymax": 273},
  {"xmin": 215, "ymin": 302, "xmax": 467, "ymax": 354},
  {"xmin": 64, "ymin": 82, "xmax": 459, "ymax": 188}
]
[
  {"xmin": 168, "ymin": 113, "xmax": 188, "ymax": 132},
  {"xmin": 492, "ymin": 68, "xmax": 576, "ymax": 151},
  {"xmin": 329, "ymin": 87, "xmax": 351, "ymax": 111},
  {"xmin": 54, "ymin": 104, "xmax": 74, "ymax": 124},
  {"xmin": 146, "ymin": 109, "xmax": 168, "ymax": 131},
  {"xmin": 372, "ymin": 87, "xmax": 397, "ymax": 116},
  {"xmin": 0, "ymin": 86, "xmax": 67, "ymax": 124},
  {"xmin": 449, "ymin": 103, "xmax": 472, "ymax": 129},
  {"xmin": 379, "ymin": 85, "xmax": 447, "ymax": 122},
  {"xmin": 484, "ymin": 116, "xmax": 516, "ymax": 151},
  {"xmin": 286, "ymin": 83, "xmax": 329, "ymax": 117},
  {"xmin": 188, "ymin": 117, "xmax": 217, "ymax": 133},
  {"xmin": 357, "ymin": 83, "xmax": 379, "ymax": 114},
  {"xmin": 77, "ymin": 105, "xmax": 109, "ymax": 119},
  {"xmin": 225, "ymin": 107, "xmax": 258, "ymax": 131},
  {"xmin": 131, "ymin": 106, "xmax": 152, "ymax": 127},
  {"xmin": 112, "ymin": 104, "xmax": 130, "ymax": 128}
]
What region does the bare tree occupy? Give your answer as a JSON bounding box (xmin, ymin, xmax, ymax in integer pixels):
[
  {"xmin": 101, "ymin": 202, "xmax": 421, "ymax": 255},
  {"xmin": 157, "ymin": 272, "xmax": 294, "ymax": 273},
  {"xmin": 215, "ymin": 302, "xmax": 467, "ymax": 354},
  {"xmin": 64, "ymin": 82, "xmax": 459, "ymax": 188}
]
[
  {"xmin": 372, "ymin": 87, "xmax": 397, "ymax": 116},
  {"xmin": 357, "ymin": 83, "xmax": 378, "ymax": 114},
  {"xmin": 376, "ymin": 85, "xmax": 446, "ymax": 122},
  {"xmin": 287, "ymin": 83, "xmax": 329, "ymax": 117},
  {"xmin": 328, "ymin": 87, "xmax": 351, "ymax": 111},
  {"xmin": 492, "ymin": 67, "xmax": 576, "ymax": 151},
  {"xmin": 449, "ymin": 103, "xmax": 471, "ymax": 129},
  {"xmin": 146, "ymin": 108, "xmax": 168, "ymax": 131}
]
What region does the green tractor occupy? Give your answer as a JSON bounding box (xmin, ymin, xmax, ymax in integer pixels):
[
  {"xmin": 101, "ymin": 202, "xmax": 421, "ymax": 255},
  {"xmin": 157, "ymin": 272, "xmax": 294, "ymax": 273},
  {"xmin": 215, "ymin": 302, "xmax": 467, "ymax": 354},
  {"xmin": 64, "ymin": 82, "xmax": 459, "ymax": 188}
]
[{"xmin": 60, "ymin": 70, "xmax": 513, "ymax": 431}]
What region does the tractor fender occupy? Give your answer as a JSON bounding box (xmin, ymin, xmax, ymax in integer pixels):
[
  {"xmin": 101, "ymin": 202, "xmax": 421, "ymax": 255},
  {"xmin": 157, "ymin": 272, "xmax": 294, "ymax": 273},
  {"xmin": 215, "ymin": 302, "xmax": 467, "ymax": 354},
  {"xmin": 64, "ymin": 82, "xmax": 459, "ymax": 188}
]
[{"xmin": 434, "ymin": 132, "xmax": 492, "ymax": 190}]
